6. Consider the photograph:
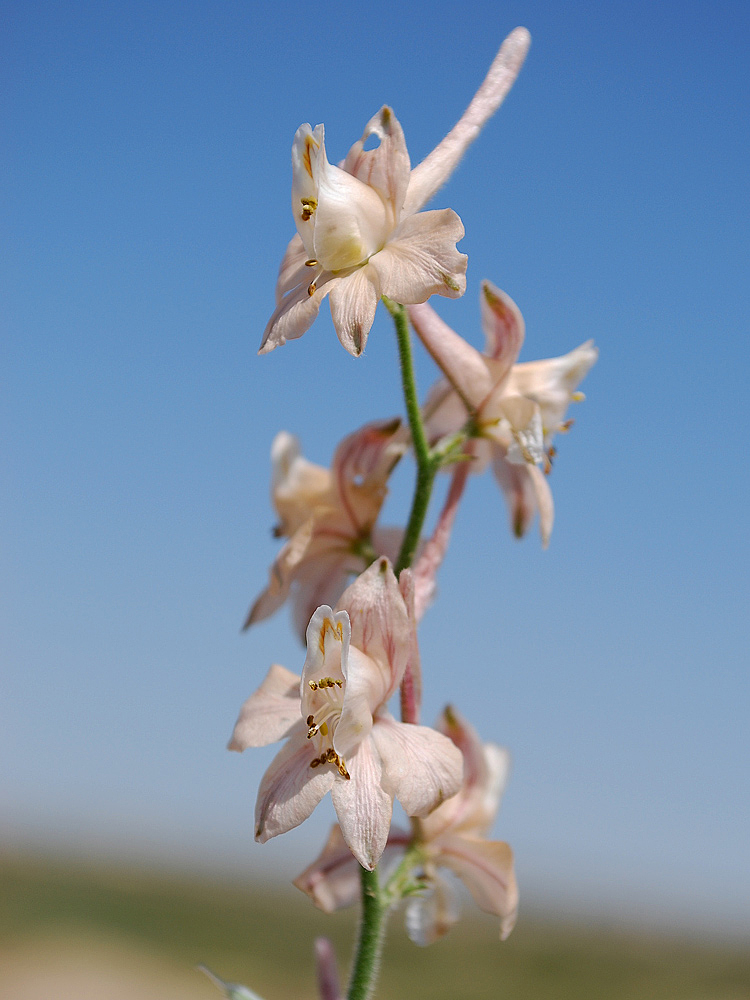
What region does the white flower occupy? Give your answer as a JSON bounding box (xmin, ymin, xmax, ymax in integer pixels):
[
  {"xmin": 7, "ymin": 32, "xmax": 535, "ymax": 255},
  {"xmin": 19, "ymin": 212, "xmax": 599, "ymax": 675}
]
[
  {"xmin": 410, "ymin": 281, "xmax": 598, "ymax": 546},
  {"xmin": 230, "ymin": 559, "xmax": 463, "ymax": 870},
  {"xmin": 260, "ymin": 27, "xmax": 531, "ymax": 357}
]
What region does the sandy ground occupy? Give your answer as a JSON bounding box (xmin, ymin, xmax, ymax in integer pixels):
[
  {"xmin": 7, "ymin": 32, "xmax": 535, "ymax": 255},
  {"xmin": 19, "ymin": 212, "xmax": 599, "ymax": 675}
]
[{"xmin": 0, "ymin": 935, "xmax": 217, "ymax": 1000}]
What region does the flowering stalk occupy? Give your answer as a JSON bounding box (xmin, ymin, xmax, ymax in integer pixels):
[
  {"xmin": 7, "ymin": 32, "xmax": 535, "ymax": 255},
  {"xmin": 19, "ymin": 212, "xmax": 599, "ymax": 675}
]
[
  {"xmin": 383, "ymin": 296, "xmax": 441, "ymax": 577},
  {"xmin": 344, "ymin": 297, "xmax": 444, "ymax": 999}
]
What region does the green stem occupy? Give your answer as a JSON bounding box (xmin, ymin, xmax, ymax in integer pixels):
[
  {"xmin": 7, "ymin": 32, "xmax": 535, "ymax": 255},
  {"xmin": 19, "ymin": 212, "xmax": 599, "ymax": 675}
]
[
  {"xmin": 347, "ymin": 867, "xmax": 387, "ymax": 1000},
  {"xmin": 345, "ymin": 300, "xmax": 440, "ymax": 1000},
  {"xmin": 383, "ymin": 296, "xmax": 439, "ymax": 576}
]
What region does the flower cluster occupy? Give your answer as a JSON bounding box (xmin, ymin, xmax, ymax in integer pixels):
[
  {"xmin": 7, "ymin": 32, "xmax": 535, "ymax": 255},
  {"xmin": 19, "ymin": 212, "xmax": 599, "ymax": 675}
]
[{"xmin": 222, "ymin": 23, "xmax": 598, "ymax": 1000}]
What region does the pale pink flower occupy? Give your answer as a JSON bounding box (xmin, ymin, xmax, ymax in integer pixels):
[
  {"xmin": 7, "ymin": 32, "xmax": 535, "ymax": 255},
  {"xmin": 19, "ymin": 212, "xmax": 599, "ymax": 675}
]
[
  {"xmin": 244, "ymin": 419, "xmax": 405, "ymax": 640},
  {"xmin": 295, "ymin": 706, "xmax": 517, "ymax": 944},
  {"xmin": 410, "ymin": 282, "xmax": 597, "ymax": 547},
  {"xmin": 259, "ymin": 27, "xmax": 531, "ymax": 357},
  {"xmin": 230, "ymin": 559, "xmax": 463, "ymax": 870}
]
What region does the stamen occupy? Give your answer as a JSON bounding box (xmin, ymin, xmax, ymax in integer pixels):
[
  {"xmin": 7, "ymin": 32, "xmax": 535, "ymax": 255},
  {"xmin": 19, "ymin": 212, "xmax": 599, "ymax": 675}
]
[
  {"xmin": 300, "ymin": 197, "xmax": 317, "ymax": 222},
  {"xmin": 305, "ymin": 259, "xmax": 318, "ymax": 267},
  {"xmin": 572, "ymin": 391, "xmax": 586, "ymax": 402},
  {"xmin": 308, "ymin": 677, "xmax": 343, "ymax": 691},
  {"xmin": 558, "ymin": 418, "xmax": 575, "ymax": 432}
]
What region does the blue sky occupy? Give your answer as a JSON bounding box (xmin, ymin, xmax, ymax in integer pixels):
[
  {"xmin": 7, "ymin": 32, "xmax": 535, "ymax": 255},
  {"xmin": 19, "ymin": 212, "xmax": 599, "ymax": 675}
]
[{"xmin": 3, "ymin": 0, "xmax": 749, "ymax": 936}]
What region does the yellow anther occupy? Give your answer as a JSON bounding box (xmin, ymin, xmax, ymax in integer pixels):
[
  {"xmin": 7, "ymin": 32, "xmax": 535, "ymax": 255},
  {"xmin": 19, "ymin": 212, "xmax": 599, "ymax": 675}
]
[
  {"xmin": 559, "ymin": 418, "xmax": 575, "ymax": 432},
  {"xmin": 307, "ymin": 280, "xmax": 317, "ymax": 296},
  {"xmin": 305, "ymin": 259, "xmax": 318, "ymax": 267},
  {"xmin": 300, "ymin": 197, "xmax": 317, "ymax": 222},
  {"xmin": 572, "ymin": 391, "xmax": 586, "ymax": 402}
]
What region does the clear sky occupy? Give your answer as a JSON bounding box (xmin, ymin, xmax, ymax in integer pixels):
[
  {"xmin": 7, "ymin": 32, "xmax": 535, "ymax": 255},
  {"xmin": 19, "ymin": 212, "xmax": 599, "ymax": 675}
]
[{"xmin": 3, "ymin": 0, "xmax": 749, "ymax": 936}]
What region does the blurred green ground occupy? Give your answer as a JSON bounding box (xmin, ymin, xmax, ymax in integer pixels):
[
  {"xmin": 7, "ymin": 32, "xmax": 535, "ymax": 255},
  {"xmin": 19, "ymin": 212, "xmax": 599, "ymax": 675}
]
[{"xmin": 1, "ymin": 852, "xmax": 748, "ymax": 999}]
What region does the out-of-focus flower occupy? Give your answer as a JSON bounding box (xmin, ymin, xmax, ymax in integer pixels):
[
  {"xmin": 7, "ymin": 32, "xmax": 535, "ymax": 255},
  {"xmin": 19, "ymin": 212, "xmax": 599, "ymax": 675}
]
[
  {"xmin": 197, "ymin": 966, "xmax": 265, "ymax": 1000},
  {"xmin": 409, "ymin": 282, "xmax": 597, "ymax": 546},
  {"xmin": 260, "ymin": 27, "xmax": 531, "ymax": 357},
  {"xmin": 295, "ymin": 706, "xmax": 517, "ymax": 944},
  {"xmin": 244, "ymin": 419, "xmax": 405, "ymax": 641},
  {"xmin": 314, "ymin": 938, "xmax": 342, "ymax": 1000},
  {"xmin": 230, "ymin": 559, "xmax": 463, "ymax": 870}
]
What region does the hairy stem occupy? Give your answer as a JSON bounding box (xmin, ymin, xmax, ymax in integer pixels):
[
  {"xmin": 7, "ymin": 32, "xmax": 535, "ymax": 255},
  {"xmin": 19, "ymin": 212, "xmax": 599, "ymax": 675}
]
[
  {"xmin": 347, "ymin": 866, "xmax": 387, "ymax": 1000},
  {"xmin": 383, "ymin": 296, "xmax": 439, "ymax": 576}
]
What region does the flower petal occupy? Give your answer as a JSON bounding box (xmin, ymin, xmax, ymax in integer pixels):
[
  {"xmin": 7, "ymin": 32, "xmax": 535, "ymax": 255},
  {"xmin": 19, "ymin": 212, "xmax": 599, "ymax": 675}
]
[
  {"xmin": 479, "ymin": 280, "xmax": 525, "ymax": 368},
  {"xmin": 343, "ymin": 106, "xmax": 411, "ymax": 222},
  {"xmin": 507, "ymin": 340, "xmax": 598, "ymax": 440},
  {"xmin": 397, "ymin": 568, "xmax": 422, "ymax": 725},
  {"xmin": 291, "ymin": 123, "xmax": 325, "ymax": 260},
  {"xmin": 332, "ymin": 417, "xmax": 404, "ymax": 533},
  {"xmin": 426, "ymin": 706, "xmax": 510, "ymax": 838},
  {"xmin": 330, "ymin": 736, "xmax": 393, "ymax": 870},
  {"xmin": 228, "ymin": 664, "xmax": 302, "ymax": 750},
  {"xmin": 403, "ymin": 27, "xmax": 531, "ymax": 215},
  {"xmin": 404, "ymin": 873, "xmax": 460, "ymax": 946},
  {"xmin": 372, "ymin": 209, "xmax": 467, "ymax": 305},
  {"xmin": 408, "ymin": 302, "xmax": 492, "ymax": 410},
  {"xmin": 302, "ymin": 605, "xmax": 351, "ymax": 708},
  {"xmin": 492, "ymin": 452, "xmax": 554, "ymax": 547},
  {"xmin": 293, "ymin": 123, "xmax": 389, "ymax": 272},
  {"xmin": 254, "ymin": 733, "xmax": 335, "ymax": 842},
  {"xmin": 275, "ymin": 233, "xmax": 309, "ymax": 305},
  {"xmin": 336, "ymin": 557, "xmax": 410, "ymax": 702},
  {"xmin": 259, "ymin": 274, "xmax": 335, "ymax": 354},
  {"xmin": 243, "ymin": 518, "xmax": 316, "ymax": 629},
  {"xmin": 294, "ymin": 824, "xmax": 361, "ymax": 913},
  {"xmin": 411, "ymin": 461, "xmax": 470, "ymax": 623},
  {"xmin": 291, "ymin": 553, "xmax": 358, "ymax": 645},
  {"xmin": 527, "ymin": 462, "xmax": 554, "ymax": 549},
  {"xmin": 437, "ymin": 835, "xmax": 518, "ymax": 940},
  {"xmin": 500, "ymin": 396, "xmax": 545, "ymax": 466},
  {"xmin": 371, "ymin": 713, "xmax": 463, "ymax": 818},
  {"xmin": 328, "ymin": 265, "xmax": 380, "ymax": 357}
]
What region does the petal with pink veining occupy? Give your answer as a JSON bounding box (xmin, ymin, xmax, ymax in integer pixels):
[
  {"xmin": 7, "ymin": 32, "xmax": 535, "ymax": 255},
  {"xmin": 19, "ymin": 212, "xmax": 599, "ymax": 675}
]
[
  {"xmin": 328, "ymin": 265, "xmax": 380, "ymax": 357},
  {"xmin": 479, "ymin": 280, "xmax": 525, "ymax": 368},
  {"xmin": 294, "ymin": 824, "xmax": 361, "ymax": 913},
  {"xmin": 259, "ymin": 274, "xmax": 336, "ymax": 354},
  {"xmin": 371, "ymin": 713, "xmax": 463, "ymax": 818},
  {"xmin": 343, "ymin": 106, "xmax": 411, "ymax": 221},
  {"xmin": 330, "ymin": 736, "xmax": 393, "ymax": 870},
  {"xmin": 336, "ymin": 557, "xmax": 410, "ymax": 702},
  {"xmin": 254, "ymin": 733, "xmax": 335, "ymax": 842},
  {"xmin": 436, "ymin": 834, "xmax": 518, "ymax": 939},
  {"xmin": 243, "ymin": 517, "xmax": 316, "ymax": 629},
  {"xmin": 275, "ymin": 233, "xmax": 310, "ymax": 305},
  {"xmin": 491, "ymin": 451, "xmax": 539, "ymax": 540},
  {"xmin": 332, "ymin": 418, "xmax": 404, "ymax": 535},
  {"xmin": 370, "ymin": 209, "xmax": 467, "ymax": 305},
  {"xmin": 228, "ymin": 664, "xmax": 302, "ymax": 750},
  {"xmin": 408, "ymin": 302, "xmax": 492, "ymax": 411}
]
